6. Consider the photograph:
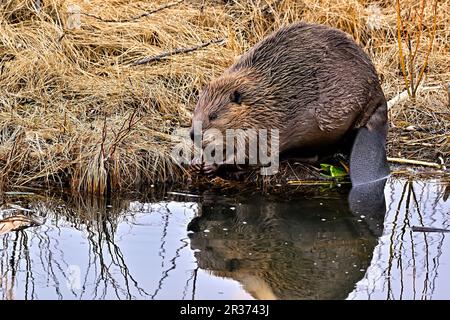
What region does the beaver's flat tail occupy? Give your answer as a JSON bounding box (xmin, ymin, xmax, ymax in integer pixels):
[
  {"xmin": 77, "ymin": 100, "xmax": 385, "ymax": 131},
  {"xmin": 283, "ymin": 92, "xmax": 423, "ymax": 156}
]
[{"xmin": 349, "ymin": 101, "xmax": 390, "ymax": 186}]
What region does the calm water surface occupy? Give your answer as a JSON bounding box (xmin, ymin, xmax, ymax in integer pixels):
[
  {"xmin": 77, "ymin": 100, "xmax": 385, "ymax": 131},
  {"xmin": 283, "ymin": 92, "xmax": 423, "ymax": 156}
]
[{"xmin": 0, "ymin": 177, "xmax": 448, "ymax": 300}]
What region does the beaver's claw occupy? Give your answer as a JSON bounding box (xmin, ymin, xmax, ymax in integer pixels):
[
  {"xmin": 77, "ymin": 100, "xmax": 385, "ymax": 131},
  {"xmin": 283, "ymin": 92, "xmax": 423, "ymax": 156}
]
[
  {"xmin": 189, "ymin": 157, "xmax": 204, "ymax": 174},
  {"xmin": 202, "ymin": 163, "xmax": 219, "ymax": 176},
  {"xmin": 189, "ymin": 158, "xmax": 220, "ymax": 177}
]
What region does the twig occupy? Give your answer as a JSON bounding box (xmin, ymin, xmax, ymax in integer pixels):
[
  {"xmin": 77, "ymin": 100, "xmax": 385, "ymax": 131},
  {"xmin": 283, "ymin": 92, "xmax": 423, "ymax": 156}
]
[
  {"xmin": 387, "ymin": 157, "xmax": 443, "ymax": 169},
  {"xmin": 413, "ymin": 0, "xmax": 438, "ymax": 97},
  {"xmin": 412, "ymin": 226, "xmax": 450, "ymax": 233},
  {"xmin": 387, "ymin": 82, "xmax": 443, "ymax": 110},
  {"xmin": 81, "ymin": 0, "xmax": 183, "ymax": 23},
  {"xmin": 396, "ymin": 0, "xmax": 411, "ymax": 97},
  {"xmin": 387, "ymin": 89, "xmax": 410, "ymax": 110},
  {"xmin": 405, "ymin": 133, "xmax": 447, "ymax": 143},
  {"xmin": 287, "ymin": 180, "xmax": 348, "ymax": 186},
  {"xmin": 132, "ymin": 38, "xmax": 226, "ymax": 66},
  {"xmin": 261, "ymin": 0, "xmax": 284, "ymax": 15},
  {"xmin": 411, "ymin": 0, "xmax": 425, "ymax": 64},
  {"xmin": 395, "ymin": 0, "xmax": 438, "ymax": 99},
  {"xmin": 100, "ymin": 115, "xmax": 107, "ymax": 158},
  {"xmin": 106, "ymin": 109, "xmax": 141, "ymax": 161},
  {"xmin": 420, "ymin": 85, "xmax": 441, "ymax": 91},
  {"xmin": 448, "ymin": 83, "xmax": 450, "ymax": 107}
]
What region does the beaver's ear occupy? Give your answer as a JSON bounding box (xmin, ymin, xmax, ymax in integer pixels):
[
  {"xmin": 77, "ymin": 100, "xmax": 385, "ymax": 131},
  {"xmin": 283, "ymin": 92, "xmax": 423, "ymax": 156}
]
[{"xmin": 231, "ymin": 90, "xmax": 242, "ymax": 104}]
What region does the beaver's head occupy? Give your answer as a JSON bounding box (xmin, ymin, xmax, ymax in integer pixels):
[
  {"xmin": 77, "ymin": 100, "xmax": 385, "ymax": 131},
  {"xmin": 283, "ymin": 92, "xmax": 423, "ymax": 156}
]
[
  {"xmin": 190, "ymin": 70, "xmax": 276, "ymax": 142},
  {"xmin": 189, "ymin": 70, "xmax": 282, "ymax": 170}
]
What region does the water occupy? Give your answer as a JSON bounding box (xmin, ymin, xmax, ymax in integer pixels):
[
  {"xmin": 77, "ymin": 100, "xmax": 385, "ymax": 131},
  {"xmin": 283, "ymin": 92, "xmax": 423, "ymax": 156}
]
[{"xmin": 0, "ymin": 177, "xmax": 448, "ymax": 300}]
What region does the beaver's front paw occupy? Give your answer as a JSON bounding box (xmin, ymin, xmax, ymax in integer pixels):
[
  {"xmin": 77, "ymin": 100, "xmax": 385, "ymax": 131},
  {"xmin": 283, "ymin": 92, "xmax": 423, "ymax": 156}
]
[
  {"xmin": 189, "ymin": 158, "xmax": 220, "ymax": 177},
  {"xmin": 202, "ymin": 163, "xmax": 219, "ymax": 176},
  {"xmin": 189, "ymin": 157, "xmax": 204, "ymax": 174}
]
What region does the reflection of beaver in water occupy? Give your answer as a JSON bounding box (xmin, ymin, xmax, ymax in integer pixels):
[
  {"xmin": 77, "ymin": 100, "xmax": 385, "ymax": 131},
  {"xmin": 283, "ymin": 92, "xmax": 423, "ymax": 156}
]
[
  {"xmin": 187, "ymin": 193, "xmax": 381, "ymax": 299},
  {"xmin": 190, "ymin": 22, "xmax": 389, "ymax": 185}
]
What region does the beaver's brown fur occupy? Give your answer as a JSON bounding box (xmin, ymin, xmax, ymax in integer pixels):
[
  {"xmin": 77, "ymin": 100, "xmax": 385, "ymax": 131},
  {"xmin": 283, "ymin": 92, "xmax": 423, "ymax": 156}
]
[{"xmin": 191, "ymin": 22, "xmax": 389, "ymax": 184}]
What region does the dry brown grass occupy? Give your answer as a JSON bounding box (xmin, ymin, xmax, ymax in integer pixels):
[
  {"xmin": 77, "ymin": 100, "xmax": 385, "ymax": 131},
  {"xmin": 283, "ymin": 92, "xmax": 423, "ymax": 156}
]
[{"xmin": 0, "ymin": 0, "xmax": 448, "ymax": 195}]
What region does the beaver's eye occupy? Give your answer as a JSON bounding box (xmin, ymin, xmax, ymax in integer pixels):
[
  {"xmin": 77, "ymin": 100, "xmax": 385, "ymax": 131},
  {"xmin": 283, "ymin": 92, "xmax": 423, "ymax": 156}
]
[
  {"xmin": 209, "ymin": 113, "xmax": 218, "ymax": 121},
  {"xmin": 231, "ymin": 90, "xmax": 242, "ymax": 104}
]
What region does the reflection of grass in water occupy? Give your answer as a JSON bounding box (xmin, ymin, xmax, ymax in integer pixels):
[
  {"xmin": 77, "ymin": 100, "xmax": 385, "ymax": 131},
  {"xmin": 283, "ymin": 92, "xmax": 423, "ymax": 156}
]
[
  {"xmin": 0, "ymin": 194, "xmax": 167, "ymax": 299},
  {"xmin": 151, "ymin": 238, "xmax": 189, "ymax": 299},
  {"xmin": 85, "ymin": 212, "xmax": 150, "ymax": 299},
  {"xmin": 182, "ymin": 267, "xmax": 199, "ymax": 300},
  {"xmin": 385, "ymin": 179, "xmax": 447, "ymax": 300}
]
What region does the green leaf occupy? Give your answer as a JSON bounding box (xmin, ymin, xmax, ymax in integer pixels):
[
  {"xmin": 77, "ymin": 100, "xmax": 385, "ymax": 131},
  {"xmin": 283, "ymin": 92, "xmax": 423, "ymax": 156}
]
[
  {"xmin": 320, "ymin": 163, "xmax": 332, "ymax": 172},
  {"xmin": 330, "ymin": 165, "xmax": 347, "ymax": 178},
  {"xmin": 320, "ymin": 163, "xmax": 348, "ymax": 178}
]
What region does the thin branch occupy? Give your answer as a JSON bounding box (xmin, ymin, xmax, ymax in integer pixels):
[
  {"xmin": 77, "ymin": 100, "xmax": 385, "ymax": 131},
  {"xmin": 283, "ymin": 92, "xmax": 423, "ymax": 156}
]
[
  {"xmin": 413, "ymin": 0, "xmax": 438, "ymax": 97},
  {"xmin": 396, "ymin": 0, "xmax": 411, "ymax": 97},
  {"xmin": 132, "ymin": 38, "xmax": 226, "ymax": 66},
  {"xmin": 106, "ymin": 109, "xmax": 141, "ymax": 161},
  {"xmin": 387, "ymin": 84, "xmax": 424, "ymax": 110},
  {"xmin": 411, "ymin": 0, "xmax": 425, "ymax": 61},
  {"xmin": 405, "ymin": 9, "xmax": 415, "ymax": 95},
  {"xmin": 412, "ymin": 226, "xmax": 450, "ymax": 233},
  {"xmin": 387, "ymin": 157, "xmax": 443, "ymax": 169},
  {"xmin": 81, "ymin": 0, "xmax": 184, "ymax": 23}
]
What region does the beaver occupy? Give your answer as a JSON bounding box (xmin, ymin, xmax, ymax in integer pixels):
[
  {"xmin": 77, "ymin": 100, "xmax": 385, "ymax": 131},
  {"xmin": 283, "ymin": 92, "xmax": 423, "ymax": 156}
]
[{"xmin": 190, "ymin": 22, "xmax": 390, "ymax": 185}]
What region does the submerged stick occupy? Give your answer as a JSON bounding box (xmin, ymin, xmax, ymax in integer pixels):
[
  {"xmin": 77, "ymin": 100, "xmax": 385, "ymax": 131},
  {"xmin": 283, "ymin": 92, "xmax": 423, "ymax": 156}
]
[
  {"xmin": 412, "ymin": 226, "xmax": 450, "ymax": 233},
  {"xmin": 132, "ymin": 38, "xmax": 226, "ymax": 66},
  {"xmin": 82, "ymin": 0, "xmax": 184, "ymax": 23},
  {"xmin": 387, "ymin": 157, "xmax": 442, "ymax": 169}
]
